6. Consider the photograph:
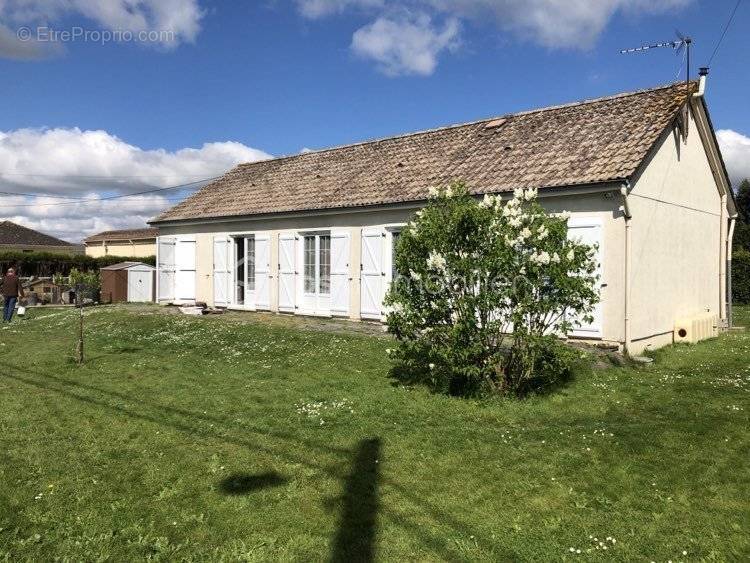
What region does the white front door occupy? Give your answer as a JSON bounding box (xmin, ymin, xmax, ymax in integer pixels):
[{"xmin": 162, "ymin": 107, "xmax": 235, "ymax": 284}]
[
  {"xmin": 175, "ymin": 238, "xmax": 196, "ymax": 301},
  {"xmin": 254, "ymin": 235, "xmax": 271, "ymax": 310},
  {"xmin": 567, "ymin": 219, "xmax": 603, "ymax": 337},
  {"xmin": 330, "ymin": 231, "xmax": 350, "ymax": 316},
  {"xmin": 157, "ymin": 237, "xmax": 175, "ymax": 301},
  {"xmin": 360, "ymin": 228, "xmax": 385, "ymax": 320},
  {"xmin": 213, "ymin": 237, "xmax": 231, "ymax": 306},
  {"xmin": 278, "ymin": 234, "xmax": 296, "ymax": 312},
  {"xmin": 299, "ymin": 233, "xmax": 332, "ymax": 316}
]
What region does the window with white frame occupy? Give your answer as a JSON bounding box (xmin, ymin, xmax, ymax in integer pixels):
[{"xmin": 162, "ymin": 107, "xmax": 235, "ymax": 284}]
[{"xmin": 303, "ymin": 233, "xmax": 331, "ymax": 295}]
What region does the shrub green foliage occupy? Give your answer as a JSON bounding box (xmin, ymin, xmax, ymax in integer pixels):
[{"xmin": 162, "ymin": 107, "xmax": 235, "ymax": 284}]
[
  {"xmin": 733, "ymin": 179, "xmax": 750, "ymax": 304},
  {"xmin": 0, "ymin": 251, "xmax": 155, "ymax": 277},
  {"xmin": 385, "ymin": 182, "xmax": 599, "ymax": 397}
]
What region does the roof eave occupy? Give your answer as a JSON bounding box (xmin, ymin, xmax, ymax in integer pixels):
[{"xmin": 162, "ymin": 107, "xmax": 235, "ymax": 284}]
[{"xmin": 150, "ymin": 180, "xmax": 625, "ymax": 228}]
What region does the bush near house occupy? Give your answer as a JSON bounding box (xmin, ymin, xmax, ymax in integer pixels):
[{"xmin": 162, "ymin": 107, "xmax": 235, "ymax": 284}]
[
  {"xmin": 732, "ymin": 179, "xmax": 750, "ymax": 304},
  {"xmin": 385, "ymin": 182, "xmax": 599, "ymax": 397},
  {"xmin": 0, "ymin": 251, "xmax": 155, "ymax": 277}
]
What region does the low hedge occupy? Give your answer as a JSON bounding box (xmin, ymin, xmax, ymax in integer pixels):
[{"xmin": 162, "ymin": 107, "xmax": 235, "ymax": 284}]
[
  {"xmin": 733, "ymin": 249, "xmax": 750, "ymax": 304},
  {"xmin": 0, "ymin": 251, "xmax": 155, "ymax": 277}
]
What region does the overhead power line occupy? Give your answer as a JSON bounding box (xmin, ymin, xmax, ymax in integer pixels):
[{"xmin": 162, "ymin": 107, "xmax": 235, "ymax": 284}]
[
  {"xmin": 707, "ymin": 0, "xmax": 743, "ymax": 65},
  {"xmin": 0, "ymin": 177, "xmax": 215, "ymax": 209}
]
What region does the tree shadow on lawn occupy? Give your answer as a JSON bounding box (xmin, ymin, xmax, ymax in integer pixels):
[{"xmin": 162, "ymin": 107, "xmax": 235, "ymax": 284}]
[
  {"xmin": 218, "ymin": 472, "xmax": 287, "ymax": 495},
  {"xmin": 0, "ymin": 362, "xmax": 509, "ymax": 561}
]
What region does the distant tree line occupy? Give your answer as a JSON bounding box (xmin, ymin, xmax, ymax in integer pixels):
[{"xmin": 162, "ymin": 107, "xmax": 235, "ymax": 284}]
[
  {"xmin": 733, "ymin": 179, "xmax": 750, "ymax": 303},
  {"xmin": 0, "ymin": 251, "xmax": 155, "ymax": 278}
]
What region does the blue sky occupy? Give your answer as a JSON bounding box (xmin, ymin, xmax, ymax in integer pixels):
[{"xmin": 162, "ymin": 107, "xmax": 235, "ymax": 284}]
[{"xmin": 0, "ymin": 0, "xmax": 748, "ymax": 241}]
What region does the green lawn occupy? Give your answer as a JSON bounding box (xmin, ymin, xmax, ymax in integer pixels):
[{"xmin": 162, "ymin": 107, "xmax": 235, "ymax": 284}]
[{"xmin": 0, "ymin": 305, "xmax": 748, "ymax": 561}]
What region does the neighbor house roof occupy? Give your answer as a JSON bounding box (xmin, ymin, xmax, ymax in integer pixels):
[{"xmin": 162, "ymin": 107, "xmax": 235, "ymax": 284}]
[
  {"xmin": 0, "ymin": 221, "xmax": 76, "ymax": 247},
  {"xmin": 153, "ymin": 82, "xmax": 696, "ymax": 224},
  {"xmin": 84, "ymin": 227, "xmax": 159, "ymax": 243}
]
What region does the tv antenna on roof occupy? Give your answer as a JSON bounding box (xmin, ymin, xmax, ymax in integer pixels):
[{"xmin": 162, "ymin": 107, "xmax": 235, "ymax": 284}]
[{"xmin": 620, "ymin": 30, "xmax": 693, "ymax": 87}]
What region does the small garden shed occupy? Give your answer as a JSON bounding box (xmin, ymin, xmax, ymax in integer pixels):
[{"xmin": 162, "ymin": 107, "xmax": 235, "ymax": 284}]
[{"xmin": 100, "ymin": 262, "xmax": 155, "ymax": 303}]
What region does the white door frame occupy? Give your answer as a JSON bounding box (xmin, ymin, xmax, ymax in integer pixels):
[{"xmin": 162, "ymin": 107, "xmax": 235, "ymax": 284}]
[{"xmin": 567, "ymin": 217, "xmax": 604, "ymax": 338}]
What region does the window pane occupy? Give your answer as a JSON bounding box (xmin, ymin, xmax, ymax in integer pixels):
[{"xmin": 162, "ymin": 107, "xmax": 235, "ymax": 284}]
[
  {"xmin": 234, "ymin": 237, "xmax": 245, "ymax": 304},
  {"xmin": 247, "ymin": 237, "xmax": 256, "ymax": 292},
  {"xmin": 319, "ymin": 235, "xmax": 331, "ymax": 294},
  {"xmin": 304, "ymin": 236, "xmax": 316, "ymax": 293}
]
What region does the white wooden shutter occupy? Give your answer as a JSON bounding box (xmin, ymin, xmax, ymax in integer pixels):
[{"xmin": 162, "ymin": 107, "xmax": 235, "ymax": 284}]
[
  {"xmin": 213, "ymin": 237, "xmax": 231, "ymax": 306},
  {"xmin": 278, "ymin": 234, "xmax": 296, "ymax": 312},
  {"xmin": 157, "ymin": 237, "xmax": 176, "ymax": 301},
  {"xmin": 330, "ymin": 231, "xmax": 350, "ymax": 316},
  {"xmin": 175, "ymin": 238, "xmax": 196, "ymax": 301},
  {"xmin": 360, "ymin": 228, "xmax": 385, "ymax": 319},
  {"xmin": 255, "ymin": 235, "xmax": 271, "ymax": 310},
  {"xmin": 567, "ymin": 219, "xmax": 603, "ymax": 337}
]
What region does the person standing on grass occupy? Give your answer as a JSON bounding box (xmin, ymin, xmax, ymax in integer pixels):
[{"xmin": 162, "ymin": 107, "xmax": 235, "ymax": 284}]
[{"xmin": 2, "ymin": 267, "xmax": 24, "ymax": 322}]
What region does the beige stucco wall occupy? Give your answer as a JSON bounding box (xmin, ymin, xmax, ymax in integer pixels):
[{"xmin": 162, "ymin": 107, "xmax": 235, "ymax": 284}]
[
  {"xmin": 627, "ymin": 108, "xmax": 723, "ymax": 352},
  {"xmin": 157, "ymin": 191, "xmax": 625, "ymax": 340},
  {"xmin": 0, "ymin": 244, "xmax": 83, "ymax": 254},
  {"xmin": 85, "ymin": 240, "xmax": 156, "ymax": 258}
]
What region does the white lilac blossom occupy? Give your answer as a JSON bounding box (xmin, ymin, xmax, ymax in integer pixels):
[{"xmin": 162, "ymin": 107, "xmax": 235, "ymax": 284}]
[
  {"xmin": 524, "ymin": 187, "xmax": 538, "ymax": 200},
  {"xmin": 509, "ymin": 216, "xmax": 522, "ymax": 228},
  {"xmin": 566, "ymin": 248, "xmax": 575, "ymax": 261},
  {"xmin": 537, "ymin": 225, "xmax": 548, "ymax": 240},
  {"xmin": 530, "ymin": 250, "xmax": 551, "ymax": 265},
  {"xmin": 428, "ymin": 186, "xmax": 440, "ymax": 198},
  {"xmin": 551, "ymin": 252, "xmax": 560, "ymax": 263},
  {"xmin": 513, "ymin": 187, "xmax": 525, "ymax": 199},
  {"xmin": 410, "ymin": 270, "xmax": 422, "ymax": 281},
  {"xmin": 426, "ymin": 252, "xmax": 447, "ymax": 272},
  {"xmin": 445, "ymin": 185, "xmax": 454, "ymax": 197},
  {"xmin": 520, "ymin": 227, "xmax": 532, "ymax": 240}
]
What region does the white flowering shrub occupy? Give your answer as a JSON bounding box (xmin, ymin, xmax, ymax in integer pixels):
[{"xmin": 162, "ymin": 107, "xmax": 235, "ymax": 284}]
[{"xmin": 385, "ymin": 182, "xmax": 599, "ymax": 396}]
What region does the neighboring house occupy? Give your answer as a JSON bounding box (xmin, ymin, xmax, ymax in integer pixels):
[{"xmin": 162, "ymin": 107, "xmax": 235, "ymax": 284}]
[
  {"xmin": 84, "ymin": 228, "xmax": 158, "ymax": 258},
  {"xmin": 151, "ymin": 79, "xmax": 736, "ymax": 354},
  {"xmin": 0, "ymin": 221, "xmax": 83, "ymax": 254}
]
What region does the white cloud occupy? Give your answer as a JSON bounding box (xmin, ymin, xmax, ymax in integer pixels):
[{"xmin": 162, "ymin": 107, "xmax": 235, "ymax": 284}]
[
  {"xmin": 717, "ymin": 129, "xmax": 750, "ymax": 188},
  {"xmin": 297, "ymin": 0, "xmax": 385, "ymax": 19},
  {"xmin": 298, "ymin": 0, "xmax": 692, "ymax": 75},
  {"xmin": 0, "ymin": 0, "xmax": 204, "ymax": 59},
  {"xmin": 0, "ymin": 127, "xmax": 271, "ymax": 242},
  {"xmin": 351, "ymin": 12, "xmax": 460, "ymax": 76}
]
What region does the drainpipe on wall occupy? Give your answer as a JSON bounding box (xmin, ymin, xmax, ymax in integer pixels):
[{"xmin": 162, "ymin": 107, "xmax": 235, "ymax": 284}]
[
  {"xmin": 620, "ymin": 183, "xmax": 632, "ymax": 354},
  {"xmin": 728, "ymin": 214, "xmax": 737, "ymax": 328},
  {"xmin": 719, "ymin": 194, "xmax": 728, "ymax": 323}
]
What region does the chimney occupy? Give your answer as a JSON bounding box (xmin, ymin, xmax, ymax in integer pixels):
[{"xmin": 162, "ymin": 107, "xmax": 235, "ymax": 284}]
[{"xmin": 695, "ymin": 67, "xmax": 709, "ymax": 98}]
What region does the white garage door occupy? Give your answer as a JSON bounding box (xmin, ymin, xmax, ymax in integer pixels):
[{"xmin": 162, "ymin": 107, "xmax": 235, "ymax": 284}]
[{"xmin": 567, "ymin": 219, "xmax": 603, "ymax": 337}]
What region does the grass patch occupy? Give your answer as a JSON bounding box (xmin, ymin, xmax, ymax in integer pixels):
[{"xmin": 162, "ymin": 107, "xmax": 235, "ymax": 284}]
[{"xmin": 0, "ymin": 305, "xmax": 748, "ymax": 560}]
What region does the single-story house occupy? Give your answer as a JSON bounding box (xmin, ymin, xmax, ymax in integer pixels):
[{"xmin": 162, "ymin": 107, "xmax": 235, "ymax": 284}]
[
  {"xmin": 150, "ymin": 78, "xmax": 736, "ymax": 354},
  {"xmin": 84, "ymin": 227, "xmax": 158, "ymax": 258},
  {"xmin": 0, "ymin": 221, "xmax": 83, "ymax": 254}
]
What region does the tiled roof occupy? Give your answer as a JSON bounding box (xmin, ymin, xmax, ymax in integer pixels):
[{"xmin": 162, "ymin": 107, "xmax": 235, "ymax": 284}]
[
  {"xmin": 84, "ymin": 227, "xmax": 159, "ymax": 243},
  {"xmin": 153, "ymin": 82, "xmax": 696, "ymax": 223},
  {"xmin": 0, "ymin": 221, "xmax": 75, "ymax": 247}
]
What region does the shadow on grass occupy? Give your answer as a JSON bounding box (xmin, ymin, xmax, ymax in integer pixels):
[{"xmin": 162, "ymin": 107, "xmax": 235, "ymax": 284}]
[
  {"xmin": 0, "ymin": 361, "xmax": 500, "ymax": 561},
  {"xmin": 218, "ymin": 471, "xmax": 287, "ymax": 495},
  {"xmin": 330, "ymin": 438, "xmax": 380, "ymax": 563}
]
